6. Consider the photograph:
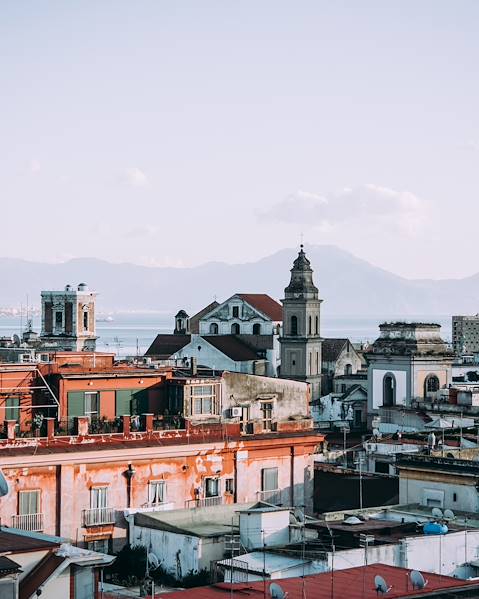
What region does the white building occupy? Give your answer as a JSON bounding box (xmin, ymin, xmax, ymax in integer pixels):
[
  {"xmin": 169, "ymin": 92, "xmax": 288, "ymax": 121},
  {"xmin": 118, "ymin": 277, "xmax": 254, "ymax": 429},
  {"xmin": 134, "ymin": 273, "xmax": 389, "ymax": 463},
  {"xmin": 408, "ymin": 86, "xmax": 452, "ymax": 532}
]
[{"xmin": 40, "ymin": 283, "xmax": 97, "ymax": 351}]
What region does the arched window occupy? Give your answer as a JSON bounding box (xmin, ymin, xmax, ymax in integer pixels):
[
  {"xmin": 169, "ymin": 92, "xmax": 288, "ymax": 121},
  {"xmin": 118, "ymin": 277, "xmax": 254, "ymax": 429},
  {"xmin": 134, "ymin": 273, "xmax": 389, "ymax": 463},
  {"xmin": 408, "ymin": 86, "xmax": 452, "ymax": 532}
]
[
  {"xmin": 253, "ymin": 323, "xmax": 261, "ymax": 335},
  {"xmin": 383, "ymin": 374, "xmax": 396, "ymax": 407},
  {"xmin": 209, "ymin": 323, "xmax": 218, "ymax": 334},
  {"xmin": 308, "ymin": 316, "xmax": 312, "ymax": 335},
  {"xmin": 290, "ymin": 315, "xmax": 298, "ymax": 336},
  {"xmin": 231, "ymin": 323, "xmax": 240, "ymax": 335},
  {"xmin": 424, "ymin": 374, "xmax": 440, "ymax": 398},
  {"xmin": 315, "ymin": 316, "xmax": 319, "ymax": 335},
  {"xmin": 344, "ymin": 364, "xmax": 352, "ymax": 376}
]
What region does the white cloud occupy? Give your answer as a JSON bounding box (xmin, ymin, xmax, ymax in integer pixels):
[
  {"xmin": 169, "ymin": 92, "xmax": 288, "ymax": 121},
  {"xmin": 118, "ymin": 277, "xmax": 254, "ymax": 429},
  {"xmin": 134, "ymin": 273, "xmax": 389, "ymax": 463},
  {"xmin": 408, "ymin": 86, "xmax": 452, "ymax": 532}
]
[
  {"xmin": 29, "ymin": 159, "xmax": 41, "ymax": 174},
  {"xmin": 124, "ymin": 167, "xmax": 149, "ymax": 187},
  {"xmin": 261, "ymin": 184, "xmax": 427, "ymax": 237}
]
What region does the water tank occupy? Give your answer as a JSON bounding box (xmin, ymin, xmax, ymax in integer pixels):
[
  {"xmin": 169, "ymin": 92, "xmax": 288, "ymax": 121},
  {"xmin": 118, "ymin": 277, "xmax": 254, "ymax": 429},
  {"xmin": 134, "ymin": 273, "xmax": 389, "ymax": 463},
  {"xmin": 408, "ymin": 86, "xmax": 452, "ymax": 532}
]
[
  {"xmin": 78, "ymin": 283, "xmax": 89, "ymax": 292},
  {"xmin": 423, "ymin": 522, "xmax": 448, "ymax": 535}
]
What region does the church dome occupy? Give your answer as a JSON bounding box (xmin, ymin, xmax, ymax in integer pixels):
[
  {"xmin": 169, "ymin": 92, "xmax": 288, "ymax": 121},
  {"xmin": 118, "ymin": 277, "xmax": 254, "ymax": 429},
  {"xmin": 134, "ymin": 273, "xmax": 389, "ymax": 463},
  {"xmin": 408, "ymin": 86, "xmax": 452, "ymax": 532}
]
[{"xmin": 284, "ymin": 245, "xmax": 318, "ymax": 298}]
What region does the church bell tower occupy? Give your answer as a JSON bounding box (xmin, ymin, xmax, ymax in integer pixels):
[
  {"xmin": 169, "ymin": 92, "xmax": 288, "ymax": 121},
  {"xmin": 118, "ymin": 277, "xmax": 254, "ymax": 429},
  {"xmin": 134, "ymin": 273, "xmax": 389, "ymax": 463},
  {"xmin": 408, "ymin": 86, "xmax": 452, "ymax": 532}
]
[{"xmin": 279, "ymin": 245, "xmax": 322, "ymax": 399}]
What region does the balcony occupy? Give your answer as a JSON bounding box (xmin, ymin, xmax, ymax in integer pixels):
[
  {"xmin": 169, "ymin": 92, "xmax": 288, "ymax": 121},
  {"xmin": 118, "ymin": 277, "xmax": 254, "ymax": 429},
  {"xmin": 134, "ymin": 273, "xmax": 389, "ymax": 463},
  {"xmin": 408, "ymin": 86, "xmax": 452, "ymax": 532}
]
[
  {"xmin": 257, "ymin": 490, "xmax": 283, "ymax": 505},
  {"xmin": 11, "ymin": 513, "xmax": 44, "ymax": 532},
  {"xmin": 186, "ymin": 496, "xmax": 223, "ymax": 509},
  {"xmin": 82, "ymin": 507, "xmax": 116, "ymax": 527}
]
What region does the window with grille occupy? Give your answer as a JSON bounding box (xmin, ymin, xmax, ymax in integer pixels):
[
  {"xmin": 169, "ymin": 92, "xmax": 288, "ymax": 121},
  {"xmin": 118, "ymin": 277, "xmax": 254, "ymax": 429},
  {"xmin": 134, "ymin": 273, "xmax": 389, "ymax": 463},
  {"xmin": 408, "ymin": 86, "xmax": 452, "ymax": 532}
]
[
  {"xmin": 18, "ymin": 490, "xmax": 40, "ymax": 515},
  {"xmin": 205, "ymin": 477, "xmax": 220, "ymax": 497},
  {"xmin": 149, "ymin": 481, "xmax": 166, "ymax": 505},
  {"xmin": 261, "ymin": 402, "xmax": 273, "ymax": 431},
  {"xmin": 261, "ymin": 468, "xmax": 278, "ymax": 492},
  {"xmin": 225, "ymin": 479, "xmax": 234, "ymax": 494}
]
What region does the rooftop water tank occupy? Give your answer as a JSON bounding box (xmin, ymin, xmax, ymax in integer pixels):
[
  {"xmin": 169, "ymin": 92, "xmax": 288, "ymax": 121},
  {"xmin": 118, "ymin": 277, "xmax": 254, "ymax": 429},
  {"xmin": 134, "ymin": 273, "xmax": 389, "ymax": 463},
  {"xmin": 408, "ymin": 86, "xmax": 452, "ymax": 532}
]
[{"xmin": 423, "ymin": 521, "xmax": 448, "ymax": 535}]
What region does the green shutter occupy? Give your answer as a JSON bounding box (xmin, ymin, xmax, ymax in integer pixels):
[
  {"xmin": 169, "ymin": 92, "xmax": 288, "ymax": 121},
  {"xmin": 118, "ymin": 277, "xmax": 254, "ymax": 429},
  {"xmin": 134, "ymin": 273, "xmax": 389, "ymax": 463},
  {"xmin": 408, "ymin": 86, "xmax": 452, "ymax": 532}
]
[
  {"xmin": 115, "ymin": 390, "xmax": 132, "ymax": 416},
  {"xmin": 68, "ymin": 392, "xmax": 85, "ymax": 418},
  {"xmin": 6, "ymin": 397, "xmax": 20, "ymax": 422},
  {"xmin": 132, "ymin": 390, "xmax": 148, "ymax": 415}
]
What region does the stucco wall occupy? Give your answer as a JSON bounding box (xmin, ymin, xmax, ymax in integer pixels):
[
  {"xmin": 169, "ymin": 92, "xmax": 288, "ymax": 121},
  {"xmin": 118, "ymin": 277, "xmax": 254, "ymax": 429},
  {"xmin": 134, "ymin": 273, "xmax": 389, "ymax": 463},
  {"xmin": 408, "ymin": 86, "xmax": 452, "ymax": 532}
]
[{"xmin": 399, "ymin": 477, "xmax": 479, "ymax": 512}]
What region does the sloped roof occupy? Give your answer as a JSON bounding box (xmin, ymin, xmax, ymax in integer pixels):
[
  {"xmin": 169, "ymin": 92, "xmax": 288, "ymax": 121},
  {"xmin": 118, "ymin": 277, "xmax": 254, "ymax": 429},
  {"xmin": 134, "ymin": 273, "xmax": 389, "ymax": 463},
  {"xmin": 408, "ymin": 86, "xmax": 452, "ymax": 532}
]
[
  {"xmin": 236, "ymin": 334, "xmax": 274, "ymax": 351},
  {"xmin": 203, "ymin": 335, "xmax": 260, "ymax": 361},
  {"xmin": 189, "ymin": 301, "xmax": 220, "ymax": 333},
  {"xmin": 19, "ymin": 551, "xmax": 66, "ymax": 599},
  {"xmin": 322, "ymin": 338, "xmax": 349, "ymax": 362},
  {"xmin": 237, "ymin": 294, "xmax": 283, "ymax": 321},
  {"xmin": 144, "ymin": 334, "xmax": 191, "ymax": 358},
  {"xmin": 0, "ymin": 529, "xmax": 59, "ymax": 553},
  {"xmin": 0, "ymin": 555, "xmax": 22, "ymax": 576}
]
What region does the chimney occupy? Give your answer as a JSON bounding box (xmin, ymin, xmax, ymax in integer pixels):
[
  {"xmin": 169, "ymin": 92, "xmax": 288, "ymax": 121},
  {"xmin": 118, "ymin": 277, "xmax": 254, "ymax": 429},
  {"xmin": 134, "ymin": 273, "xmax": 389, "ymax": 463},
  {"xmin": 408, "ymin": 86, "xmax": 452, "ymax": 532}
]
[{"xmin": 191, "ymin": 356, "xmax": 197, "ymax": 377}]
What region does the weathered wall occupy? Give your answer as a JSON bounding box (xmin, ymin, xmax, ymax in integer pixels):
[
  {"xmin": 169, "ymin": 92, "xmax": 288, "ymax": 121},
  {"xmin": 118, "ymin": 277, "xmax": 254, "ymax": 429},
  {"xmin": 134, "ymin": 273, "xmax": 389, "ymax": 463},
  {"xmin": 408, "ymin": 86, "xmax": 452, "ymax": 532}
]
[{"xmin": 399, "ymin": 475, "xmax": 479, "ymax": 512}]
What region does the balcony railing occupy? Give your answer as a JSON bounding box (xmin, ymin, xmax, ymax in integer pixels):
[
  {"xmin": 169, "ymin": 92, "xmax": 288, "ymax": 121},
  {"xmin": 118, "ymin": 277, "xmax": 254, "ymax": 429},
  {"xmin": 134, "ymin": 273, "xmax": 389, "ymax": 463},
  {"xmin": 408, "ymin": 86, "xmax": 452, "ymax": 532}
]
[
  {"xmin": 257, "ymin": 490, "xmax": 283, "ymax": 505},
  {"xmin": 11, "ymin": 513, "xmax": 44, "ymax": 532},
  {"xmin": 82, "ymin": 507, "xmax": 116, "ymax": 527},
  {"xmin": 186, "ymin": 496, "xmax": 223, "ymax": 509}
]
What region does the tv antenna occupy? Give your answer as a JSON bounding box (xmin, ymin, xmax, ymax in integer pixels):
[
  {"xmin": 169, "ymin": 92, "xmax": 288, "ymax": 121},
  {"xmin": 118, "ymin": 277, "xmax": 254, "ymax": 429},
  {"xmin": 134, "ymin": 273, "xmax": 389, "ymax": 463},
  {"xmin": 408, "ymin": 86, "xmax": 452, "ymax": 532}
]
[
  {"xmin": 269, "ymin": 582, "xmax": 288, "ymax": 598},
  {"xmin": 410, "ymin": 570, "xmax": 427, "ymax": 590},
  {"xmin": 374, "ymin": 574, "xmax": 391, "ymax": 595},
  {"xmin": 431, "ymin": 507, "xmax": 443, "ymax": 519}
]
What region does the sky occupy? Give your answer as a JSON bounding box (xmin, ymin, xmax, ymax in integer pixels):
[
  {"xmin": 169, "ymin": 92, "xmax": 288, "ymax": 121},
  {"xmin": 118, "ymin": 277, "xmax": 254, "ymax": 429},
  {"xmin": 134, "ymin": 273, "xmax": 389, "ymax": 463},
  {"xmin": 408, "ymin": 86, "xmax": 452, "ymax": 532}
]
[{"xmin": 0, "ymin": 1, "xmax": 478, "ymax": 279}]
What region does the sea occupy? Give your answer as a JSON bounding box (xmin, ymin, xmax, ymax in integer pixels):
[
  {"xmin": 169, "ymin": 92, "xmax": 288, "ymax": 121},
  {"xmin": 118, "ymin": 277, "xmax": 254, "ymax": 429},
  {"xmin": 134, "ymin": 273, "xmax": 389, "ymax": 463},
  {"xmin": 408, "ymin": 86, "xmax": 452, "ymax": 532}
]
[{"xmin": 0, "ymin": 313, "xmax": 454, "ymax": 359}]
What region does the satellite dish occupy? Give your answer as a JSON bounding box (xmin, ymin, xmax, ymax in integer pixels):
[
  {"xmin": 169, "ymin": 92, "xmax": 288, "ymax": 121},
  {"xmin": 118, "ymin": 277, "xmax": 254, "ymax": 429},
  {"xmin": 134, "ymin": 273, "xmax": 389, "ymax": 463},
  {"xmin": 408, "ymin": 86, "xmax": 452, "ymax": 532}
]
[
  {"xmin": 0, "ymin": 470, "xmax": 9, "ymax": 497},
  {"xmin": 13, "ymin": 334, "xmax": 21, "ymax": 347},
  {"xmin": 374, "ymin": 575, "xmax": 391, "ymax": 595},
  {"xmin": 269, "ymin": 582, "xmax": 287, "ymax": 599},
  {"xmin": 431, "ymin": 507, "xmax": 443, "ymax": 519},
  {"xmin": 147, "ymin": 552, "xmax": 160, "ymax": 570},
  {"xmin": 444, "ymin": 509, "xmax": 455, "ymax": 520},
  {"xmin": 410, "ymin": 570, "xmax": 427, "ymax": 589}
]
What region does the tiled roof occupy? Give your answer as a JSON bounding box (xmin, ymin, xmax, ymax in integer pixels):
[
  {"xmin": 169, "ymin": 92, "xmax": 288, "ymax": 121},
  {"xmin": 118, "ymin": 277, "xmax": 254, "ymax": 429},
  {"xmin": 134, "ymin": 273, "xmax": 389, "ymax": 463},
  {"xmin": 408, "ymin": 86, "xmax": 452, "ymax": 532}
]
[
  {"xmin": 144, "ymin": 334, "xmax": 191, "ymax": 358},
  {"xmin": 189, "ymin": 301, "xmax": 220, "ymax": 334},
  {"xmin": 237, "ymin": 294, "xmax": 283, "ymax": 321},
  {"xmin": 203, "ymin": 335, "xmax": 260, "ymax": 362},
  {"xmin": 158, "ymin": 563, "xmax": 479, "ymax": 598},
  {"xmin": 322, "ymin": 338, "xmax": 349, "ymax": 362},
  {"xmin": 236, "ymin": 334, "xmax": 274, "ymax": 351}
]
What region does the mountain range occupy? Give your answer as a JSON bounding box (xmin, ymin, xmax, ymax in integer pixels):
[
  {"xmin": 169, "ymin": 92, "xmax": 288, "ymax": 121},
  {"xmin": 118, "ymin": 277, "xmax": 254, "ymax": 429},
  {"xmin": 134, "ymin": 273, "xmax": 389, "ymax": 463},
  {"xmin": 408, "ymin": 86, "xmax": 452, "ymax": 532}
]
[{"xmin": 0, "ymin": 245, "xmax": 478, "ymax": 316}]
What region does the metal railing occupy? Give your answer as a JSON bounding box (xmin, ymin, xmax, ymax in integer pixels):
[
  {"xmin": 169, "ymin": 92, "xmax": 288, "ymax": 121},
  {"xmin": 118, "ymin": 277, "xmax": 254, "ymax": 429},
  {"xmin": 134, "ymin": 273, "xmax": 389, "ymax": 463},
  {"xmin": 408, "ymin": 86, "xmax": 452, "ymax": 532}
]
[
  {"xmin": 186, "ymin": 496, "xmax": 223, "ymax": 509},
  {"xmin": 153, "ymin": 415, "xmax": 185, "ymax": 430},
  {"xmin": 82, "ymin": 506, "xmax": 116, "ymax": 527},
  {"xmin": 11, "ymin": 513, "xmax": 44, "ymax": 532},
  {"xmin": 257, "ymin": 490, "xmax": 283, "ymax": 505}
]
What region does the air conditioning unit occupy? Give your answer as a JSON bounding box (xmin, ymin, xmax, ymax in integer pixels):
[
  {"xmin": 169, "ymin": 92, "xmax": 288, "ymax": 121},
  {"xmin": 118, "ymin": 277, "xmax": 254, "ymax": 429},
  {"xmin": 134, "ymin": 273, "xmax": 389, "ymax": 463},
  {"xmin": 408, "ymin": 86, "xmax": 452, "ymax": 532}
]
[{"xmin": 229, "ymin": 407, "xmax": 242, "ymax": 418}]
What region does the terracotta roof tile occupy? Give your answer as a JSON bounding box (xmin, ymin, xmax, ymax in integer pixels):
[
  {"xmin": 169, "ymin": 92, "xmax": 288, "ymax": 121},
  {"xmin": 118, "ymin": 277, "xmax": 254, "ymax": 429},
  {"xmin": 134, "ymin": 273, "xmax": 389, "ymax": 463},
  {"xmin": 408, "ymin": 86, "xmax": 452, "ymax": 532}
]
[{"xmin": 237, "ymin": 294, "xmax": 283, "ymax": 321}]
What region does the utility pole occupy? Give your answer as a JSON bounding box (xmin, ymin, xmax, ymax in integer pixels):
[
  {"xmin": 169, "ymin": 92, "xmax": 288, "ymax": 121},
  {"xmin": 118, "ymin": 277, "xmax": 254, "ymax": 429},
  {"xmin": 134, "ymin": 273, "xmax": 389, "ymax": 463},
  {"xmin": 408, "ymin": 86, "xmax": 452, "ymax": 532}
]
[{"xmin": 355, "ymin": 454, "xmax": 364, "ymax": 510}]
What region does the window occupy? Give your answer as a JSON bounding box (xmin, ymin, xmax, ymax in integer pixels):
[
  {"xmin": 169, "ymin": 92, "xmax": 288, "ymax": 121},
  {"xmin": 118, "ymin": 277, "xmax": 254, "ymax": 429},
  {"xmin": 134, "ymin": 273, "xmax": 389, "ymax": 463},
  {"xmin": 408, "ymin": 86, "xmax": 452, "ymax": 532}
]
[
  {"xmin": 209, "ymin": 323, "xmax": 219, "ymax": 334},
  {"xmin": 149, "ymin": 481, "xmax": 166, "ymax": 505},
  {"xmin": 261, "ymin": 467, "xmax": 278, "ymax": 492},
  {"xmin": 290, "ymin": 315, "xmax": 298, "ymax": 336},
  {"xmin": 232, "ymin": 306, "xmax": 240, "ymax": 318},
  {"xmin": 453, "ymin": 492, "xmax": 457, "ymax": 502},
  {"xmin": 225, "ymin": 479, "xmax": 234, "ymax": 494},
  {"xmin": 189, "ymin": 385, "xmax": 217, "ymax": 415},
  {"xmin": 316, "ymin": 351, "xmax": 319, "ymax": 375},
  {"xmin": 344, "ymin": 364, "xmax": 353, "ymax": 376},
  {"xmin": 315, "ymin": 316, "xmax": 319, "ymax": 335},
  {"xmin": 253, "ymin": 323, "xmax": 261, "ymax": 335},
  {"xmin": 240, "ymin": 406, "xmax": 250, "ymax": 432},
  {"xmin": 55, "ymin": 311, "xmax": 63, "ymax": 329},
  {"xmin": 424, "ymin": 375, "xmax": 440, "ymax": 398},
  {"xmin": 383, "ymin": 374, "xmax": 396, "ymax": 407},
  {"xmin": 5, "ymin": 397, "xmax": 20, "ymax": 422},
  {"xmin": 87, "ymin": 538, "xmax": 110, "ymax": 553},
  {"xmin": 309, "ymin": 352, "xmax": 312, "ymax": 375},
  {"xmin": 231, "ymin": 323, "xmax": 240, "ymax": 334},
  {"xmin": 261, "ymin": 402, "xmax": 273, "ymax": 431},
  {"xmin": 205, "ymin": 477, "xmax": 220, "ymax": 497},
  {"xmin": 83, "ymin": 310, "xmax": 89, "ymax": 331},
  {"xmin": 90, "ymin": 487, "xmax": 108, "ymax": 509},
  {"xmin": 18, "ymin": 490, "xmax": 40, "ymax": 515},
  {"xmin": 84, "ymin": 392, "xmax": 99, "ymax": 419}
]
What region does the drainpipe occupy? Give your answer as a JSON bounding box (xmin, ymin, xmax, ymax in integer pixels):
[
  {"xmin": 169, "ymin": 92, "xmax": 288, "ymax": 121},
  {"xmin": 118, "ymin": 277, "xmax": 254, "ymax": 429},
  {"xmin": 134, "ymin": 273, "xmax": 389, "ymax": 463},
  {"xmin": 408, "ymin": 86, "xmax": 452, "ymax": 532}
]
[
  {"xmin": 124, "ymin": 464, "xmax": 136, "ymax": 509},
  {"xmin": 290, "ymin": 446, "xmax": 295, "ymax": 507}
]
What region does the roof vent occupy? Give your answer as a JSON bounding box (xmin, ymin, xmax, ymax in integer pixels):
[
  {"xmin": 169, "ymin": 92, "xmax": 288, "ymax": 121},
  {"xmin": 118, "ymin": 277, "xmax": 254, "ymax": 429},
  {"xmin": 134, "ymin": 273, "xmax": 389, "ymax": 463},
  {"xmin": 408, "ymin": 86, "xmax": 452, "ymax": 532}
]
[{"xmin": 344, "ymin": 516, "xmax": 362, "ymax": 525}]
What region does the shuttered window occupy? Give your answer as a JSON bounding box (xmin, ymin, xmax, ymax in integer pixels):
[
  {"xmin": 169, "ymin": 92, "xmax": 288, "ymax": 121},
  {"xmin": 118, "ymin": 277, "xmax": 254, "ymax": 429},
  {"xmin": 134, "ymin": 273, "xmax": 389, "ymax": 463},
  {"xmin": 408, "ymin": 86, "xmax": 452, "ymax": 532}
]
[
  {"xmin": 149, "ymin": 481, "xmax": 166, "ymax": 505},
  {"xmin": 68, "ymin": 392, "xmax": 85, "ymax": 418},
  {"xmin": 261, "ymin": 468, "xmax": 278, "ymax": 492},
  {"xmin": 115, "ymin": 390, "xmax": 132, "ymax": 416},
  {"xmin": 5, "ymin": 397, "xmax": 20, "ymax": 422},
  {"xmin": 19, "ymin": 490, "xmax": 40, "ymax": 515}
]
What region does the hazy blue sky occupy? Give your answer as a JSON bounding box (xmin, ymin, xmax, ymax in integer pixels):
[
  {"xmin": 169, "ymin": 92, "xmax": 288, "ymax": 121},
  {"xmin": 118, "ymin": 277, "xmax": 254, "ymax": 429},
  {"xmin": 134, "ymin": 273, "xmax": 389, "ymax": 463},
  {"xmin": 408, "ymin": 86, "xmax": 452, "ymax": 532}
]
[{"xmin": 1, "ymin": 1, "xmax": 478, "ymax": 279}]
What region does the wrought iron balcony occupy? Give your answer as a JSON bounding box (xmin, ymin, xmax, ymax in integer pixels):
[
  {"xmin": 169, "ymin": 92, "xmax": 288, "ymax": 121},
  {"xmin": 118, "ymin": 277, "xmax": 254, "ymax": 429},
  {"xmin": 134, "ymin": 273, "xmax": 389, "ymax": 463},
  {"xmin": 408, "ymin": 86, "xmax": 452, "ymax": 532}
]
[
  {"xmin": 11, "ymin": 513, "xmax": 44, "ymax": 532},
  {"xmin": 82, "ymin": 506, "xmax": 116, "ymax": 527}
]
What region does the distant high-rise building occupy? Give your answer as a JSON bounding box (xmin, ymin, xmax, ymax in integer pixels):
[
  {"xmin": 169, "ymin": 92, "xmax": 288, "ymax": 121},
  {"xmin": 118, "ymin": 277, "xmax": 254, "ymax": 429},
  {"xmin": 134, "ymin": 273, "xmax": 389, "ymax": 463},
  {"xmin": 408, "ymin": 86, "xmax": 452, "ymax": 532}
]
[
  {"xmin": 279, "ymin": 245, "xmax": 322, "ymax": 399},
  {"xmin": 452, "ymin": 314, "xmax": 479, "ymax": 355},
  {"xmin": 40, "ymin": 283, "xmax": 97, "ymax": 351}
]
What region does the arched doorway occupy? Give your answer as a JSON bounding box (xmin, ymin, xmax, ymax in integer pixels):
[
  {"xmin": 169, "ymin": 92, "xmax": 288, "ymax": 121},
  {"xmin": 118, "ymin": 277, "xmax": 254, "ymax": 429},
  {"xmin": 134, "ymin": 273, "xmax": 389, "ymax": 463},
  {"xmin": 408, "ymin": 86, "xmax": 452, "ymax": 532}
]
[{"xmin": 383, "ymin": 374, "xmax": 396, "ymax": 407}]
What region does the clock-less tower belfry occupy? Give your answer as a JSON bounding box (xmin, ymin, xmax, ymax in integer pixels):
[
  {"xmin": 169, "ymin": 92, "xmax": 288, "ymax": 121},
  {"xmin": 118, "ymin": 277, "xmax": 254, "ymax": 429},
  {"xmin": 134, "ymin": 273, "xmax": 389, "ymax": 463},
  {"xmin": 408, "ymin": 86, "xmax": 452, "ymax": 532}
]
[{"xmin": 279, "ymin": 245, "xmax": 322, "ymax": 400}]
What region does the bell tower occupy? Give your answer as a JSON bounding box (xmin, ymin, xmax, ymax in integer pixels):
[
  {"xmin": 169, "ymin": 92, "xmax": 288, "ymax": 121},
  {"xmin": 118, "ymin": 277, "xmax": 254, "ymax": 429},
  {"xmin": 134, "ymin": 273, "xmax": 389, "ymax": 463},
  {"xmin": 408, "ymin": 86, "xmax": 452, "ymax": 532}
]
[{"xmin": 279, "ymin": 246, "xmax": 322, "ymax": 399}]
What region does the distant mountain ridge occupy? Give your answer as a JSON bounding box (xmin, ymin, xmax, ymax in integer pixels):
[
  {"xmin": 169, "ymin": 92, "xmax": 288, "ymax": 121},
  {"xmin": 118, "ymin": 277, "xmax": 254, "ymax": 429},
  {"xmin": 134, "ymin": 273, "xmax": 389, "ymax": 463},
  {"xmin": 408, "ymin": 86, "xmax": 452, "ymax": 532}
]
[{"xmin": 0, "ymin": 245, "xmax": 478, "ymax": 316}]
